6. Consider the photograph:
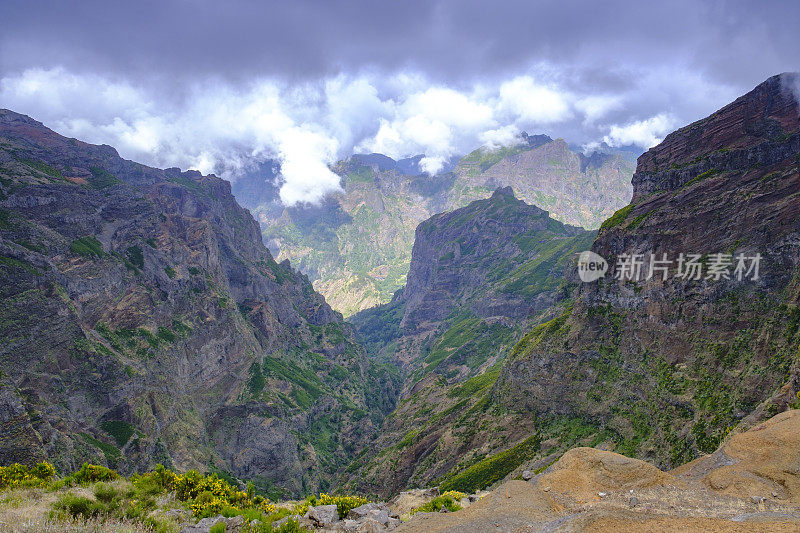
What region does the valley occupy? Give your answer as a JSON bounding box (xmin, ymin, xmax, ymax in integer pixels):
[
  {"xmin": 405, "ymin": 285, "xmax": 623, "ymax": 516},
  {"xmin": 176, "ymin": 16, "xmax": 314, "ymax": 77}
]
[{"xmin": 1, "ymin": 72, "xmax": 800, "ymax": 533}]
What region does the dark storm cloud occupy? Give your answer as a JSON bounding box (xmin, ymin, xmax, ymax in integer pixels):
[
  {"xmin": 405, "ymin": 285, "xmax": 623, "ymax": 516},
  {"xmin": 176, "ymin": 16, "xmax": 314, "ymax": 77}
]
[
  {"xmin": 0, "ymin": 0, "xmax": 798, "ymax": 204},
  {"xmin": 2, "ymin": 0, "xmax": 798, "ymax": 85}
]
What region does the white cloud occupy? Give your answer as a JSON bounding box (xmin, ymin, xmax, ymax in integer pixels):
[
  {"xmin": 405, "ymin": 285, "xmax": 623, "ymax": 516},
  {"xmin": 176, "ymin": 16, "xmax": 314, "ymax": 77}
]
[
  {"xmin": 480, "ymin": 125, "xmax": 521, "ymax": 148},
  {"xmin": 0, "ymin": 65, "xmax": 733, "ymax": 204},
  {"xmin": 497, "ymin": 77, "xmax": 572, "ymax": 124},
  {"xmin": 602, "ymin": 114, "xmax": 676, "ymax": 148},
  {"xmin": 575, "ymin": 95, "xmax": 622, "ymax": 123}
]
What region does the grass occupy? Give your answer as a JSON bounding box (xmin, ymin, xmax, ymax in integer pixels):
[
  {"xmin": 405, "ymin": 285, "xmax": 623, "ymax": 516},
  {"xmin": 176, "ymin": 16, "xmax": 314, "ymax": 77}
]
[
  {"xmin": 88, "ymin": 167, "xmax": 122, "ymax": 189},
  {"xmin": 70, "ymin": 236, "xmax": 104, "ymax": 258},
  {"xmin": 599, "ymin": 204, "xmax": 633, "ymax": 231}
]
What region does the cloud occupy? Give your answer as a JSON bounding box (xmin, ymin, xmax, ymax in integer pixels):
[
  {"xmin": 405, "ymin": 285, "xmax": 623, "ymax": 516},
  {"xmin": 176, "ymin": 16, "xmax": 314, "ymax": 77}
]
[
  {"xmin": 497, "ymin": 77, "xmax": 572, "ymax": 124},
  {"xmin": 0, "ymin": 62, "xmax": 783, "ymax": 204},
  {"xmin": 602, "ymin": 114, "xmax": 677, "ymax": 149}
]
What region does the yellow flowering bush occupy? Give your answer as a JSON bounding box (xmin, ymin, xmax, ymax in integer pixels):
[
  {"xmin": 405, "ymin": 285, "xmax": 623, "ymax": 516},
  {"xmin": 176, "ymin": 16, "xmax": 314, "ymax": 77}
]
[
  {"xmin": 190, "ymin": 491, "xmax": 226, "ymax": 517},
  {"xmin": 0, "ymin": 461, "xmax": 56, "ymax": 489},
  {"xmin": 170, "ymin": 469, "xmax": 252, "ymax": 516},
  {"xmin": 293, "ymin": 493, "xmax": 369, "ymax": 519},
  {"xmin": 441, "ymin": 490, "xmax": 466, "ymax": 501}
]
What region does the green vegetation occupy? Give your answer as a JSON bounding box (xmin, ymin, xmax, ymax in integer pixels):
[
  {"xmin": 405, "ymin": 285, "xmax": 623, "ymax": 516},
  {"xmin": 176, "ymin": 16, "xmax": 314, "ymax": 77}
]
[
  {"xmin": 248, "ymin": 361, "xmax": 265, "ymax": 395},
  {"xmin": 80, "ymin": 433, "xmax": 122, "ymax": 467},
  {"xmin": 126, "ymin": 245, "xmax": 144, "ymax": 268},
  {"xmin": 0, "ymin": 208, "xmax": 12, "ymax": 229},
  {"xmin": 21, "ymin": 159, "xmax": 63, "ymax": 179},
  {"xmin": 88, "ymin": 167, "xmax": 122, "ymax": 189},
  {"xmin": 599, "ymin": 204, "xmax": 633, "ymax": 231},
  {"xmin": 448, "ymin": 366, "xmax": 501, "ymax": 399},
  {"xmin": 100, "ymin": 421, "xmax": 136, "ymax": 447},
  {"xmin": 683, "ymin": 168, "xmax": 720, "ymax": 188},
  {"xmin": 0, "ymin": 255, "xmax": 39, "ymax": 275},
  {"xmin": 165, "ymin": 266, "xmax": 177, "ymax": 278},
  {"xmin": 70, "ymin": 236, "xmax": 104, "ymax": 258},
  {"xmin": 439, "ymin": 433, "xmax": 541, "ymax": 493},
  {"xmin": 292, "ymin": 493, "xmax": 368, "ymax": 519},
  {"xmin": 0, "ymin": 461, "xmax": 56, "ymax": 489},
  {"xmin": 411, "ymin": 491, "xmax": 465, "ymax": 514}
]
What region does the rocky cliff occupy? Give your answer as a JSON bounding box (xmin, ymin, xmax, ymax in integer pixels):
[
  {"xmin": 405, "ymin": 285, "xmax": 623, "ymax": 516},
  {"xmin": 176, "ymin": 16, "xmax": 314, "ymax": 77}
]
[
  {"xmin": 498, "ymin": 72, "xmax": 800, "ymax": 466},
  {"xmin": 0, "ymin": 110, "xmax": 397, "ymax": 497},
  {"xmin": 249, "ymin": 137, "xmax": 634, "ymax": 316},
  {"xmin": 345, "ymin": 189, "xmax": 594, "ymax": 495}
]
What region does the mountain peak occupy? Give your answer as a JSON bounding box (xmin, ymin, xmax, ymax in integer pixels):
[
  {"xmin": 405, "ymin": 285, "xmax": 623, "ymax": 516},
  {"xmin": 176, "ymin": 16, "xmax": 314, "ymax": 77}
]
[
  {"xmin": 491, "ymin": 185, "xmax": 516, "ymax": 198},
  {"xmin": 632, "ymin": 72, "xmax": 800, "ymax": 200},
  {"xmin": 637, "ymin": 73, "xmax": 800, "ymax": 175}
]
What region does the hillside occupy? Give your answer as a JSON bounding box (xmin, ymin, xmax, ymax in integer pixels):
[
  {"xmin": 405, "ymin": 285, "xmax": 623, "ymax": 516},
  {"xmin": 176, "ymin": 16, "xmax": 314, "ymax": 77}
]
[
  {"xmin": 344, "ymin": 188, "xmax": 595, "ymax": 495},
  {"xmin": 246, "ymin": 135, "xmax": 635, "ymax": 316},
  {"xmin": 342, "ymin": 73, "xmax": 800, "ymax": 499},
  {"xmin": 0, "ymin": 110, "xmax": 399, "ymax": 499},
  {"xmin": 398, "ymin": 410, "xmax": 800, "ymax": 532}
]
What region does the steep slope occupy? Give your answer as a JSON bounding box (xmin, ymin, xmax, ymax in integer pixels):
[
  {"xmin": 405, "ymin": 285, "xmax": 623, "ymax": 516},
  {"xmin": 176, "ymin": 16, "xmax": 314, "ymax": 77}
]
[
  {"xmin": 344, "ymin": 72, "xmax": 800, "ymax": 500},
  {"xmin": 251, "ymin": 137, "xmax": 635, "ymax": 316},
  {"xmin": 0, "ymin": 110, "xmax": 397, "ymax": 498},
  {"xmin": 343, "ymin": 189, "xmax": 594, "ymax": 495},
  {"xmin": 497, "ymin": 72, "xmax": 800, "ymax": 468}
]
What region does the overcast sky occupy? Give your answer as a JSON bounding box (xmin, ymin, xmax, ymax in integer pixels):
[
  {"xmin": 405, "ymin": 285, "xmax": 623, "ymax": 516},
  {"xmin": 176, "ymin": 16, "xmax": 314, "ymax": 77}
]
[{"xmin": 1, "ymin": 0, "xmax": 799, "ymax": 204}]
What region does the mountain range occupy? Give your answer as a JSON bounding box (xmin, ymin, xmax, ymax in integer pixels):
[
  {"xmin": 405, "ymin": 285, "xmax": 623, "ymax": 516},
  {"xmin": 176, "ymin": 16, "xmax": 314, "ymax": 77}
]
[
  {"xmin": 235, "ymin": 134, "xmax": 636, "ymax": 316},
  {"xmin": 0, "ymin": 73, "xmax": 799, "ymax": 530}
]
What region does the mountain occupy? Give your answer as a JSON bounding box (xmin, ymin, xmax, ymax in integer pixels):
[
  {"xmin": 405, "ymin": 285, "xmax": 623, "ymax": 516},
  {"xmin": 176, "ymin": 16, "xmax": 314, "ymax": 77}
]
[
  {"xmin": 343, "ymin": 188, "xmax": 595, "ymax": 495},
  {"xmin": 0, "ymin": 110, "xmax": 398, "ymax": 498},
  {"xmin": 342, "ymin": 73, "xmax": 800, "ymax": 498},
  {"xmin": 244, "ymin": 136, "xmax": 635, "ymax": 316}
]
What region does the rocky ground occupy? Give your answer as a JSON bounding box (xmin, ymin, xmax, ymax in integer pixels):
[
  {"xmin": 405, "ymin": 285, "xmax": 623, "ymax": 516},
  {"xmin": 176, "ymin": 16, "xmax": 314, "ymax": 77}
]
[{"xmin": 396, "ymin": 409, "xmax": 800, "ymax": 532}]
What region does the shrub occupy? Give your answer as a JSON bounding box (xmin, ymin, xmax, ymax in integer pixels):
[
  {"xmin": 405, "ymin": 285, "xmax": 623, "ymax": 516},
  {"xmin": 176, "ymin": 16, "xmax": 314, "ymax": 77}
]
[
  {"xmin": 412, "ymin": 494, "xmax": 462, "ymax": 514},
  {"xmin": 100, "ymin": 420, "xmax": 136, "ymax": 447},
  {"xmin": 191, "ymin": 490, "xmax": 226, "ymax": 518},
  {"xmin": 0, "ymin": 461, "xmax": 56, "ymax": 489},
  {"xmin": 126, "ymin": 246, "xmax": 144, "ymax": 269},
  {"xmin": 293, "ymin": 493, "xmax": 369, "ymax": 519},
  {"xmin": 94, "ymin": 482, "xmax": 121, "ymax": 504},
  {"xmin": 439, "ymin": 433, "xmax": 540, "ymax": 493},
  {"xmin": 164, "ymin": 266, "xmax": 177, "ymax": 279},
  {"xmin": 73, "ymin": 463, "xmax": 119, "ymax": 484},
  {"xmin": 88, "ymin": 167, "xmax": 122, "ymax": 189},
  {"xmin": 53, "ymin": 493, "xmax": 105, "ymax": 519}
]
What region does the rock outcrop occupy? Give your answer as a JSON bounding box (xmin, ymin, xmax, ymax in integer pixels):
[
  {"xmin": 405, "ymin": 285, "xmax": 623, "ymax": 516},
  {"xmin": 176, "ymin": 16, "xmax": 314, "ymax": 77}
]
[
  {"xmin": 345, "ymin": 189, "xmax": 594, "ymax": 495},
  {"xmin": 397, "ymin": 410, "xmax": 800, "ymax": 532}
]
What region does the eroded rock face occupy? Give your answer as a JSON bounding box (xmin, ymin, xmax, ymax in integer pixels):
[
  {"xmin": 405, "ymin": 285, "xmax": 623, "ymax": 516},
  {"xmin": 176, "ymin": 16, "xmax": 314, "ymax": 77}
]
[
  {"xmin": 498, "ymin": 73, "xmax": 800, "ymax": 468},
  {"xmin": 0, "ymin": 109, "xmax": 394, "ymax": 495}
]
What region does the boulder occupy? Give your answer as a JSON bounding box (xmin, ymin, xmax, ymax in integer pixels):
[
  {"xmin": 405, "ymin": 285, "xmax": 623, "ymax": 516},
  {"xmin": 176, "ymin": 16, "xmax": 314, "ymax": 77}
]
[
  {"xmin": 307, "ymin": 504, "xmax": 340, "ymax": 527},
  {"xmin": 346, "ymin": 502, "xmax": 386, "ymax": 520},
  {"xmin": 180, "ymin": 514, "xmax": 244, "ymax": 533},
  {"xmin": 387, "ymin": 488, "xmax": 439, "ymax": 518}
]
